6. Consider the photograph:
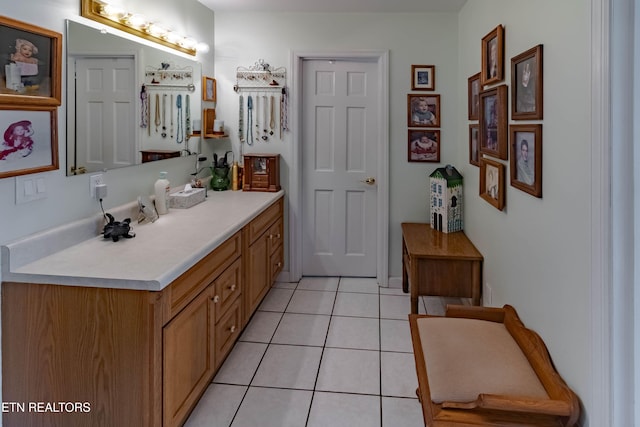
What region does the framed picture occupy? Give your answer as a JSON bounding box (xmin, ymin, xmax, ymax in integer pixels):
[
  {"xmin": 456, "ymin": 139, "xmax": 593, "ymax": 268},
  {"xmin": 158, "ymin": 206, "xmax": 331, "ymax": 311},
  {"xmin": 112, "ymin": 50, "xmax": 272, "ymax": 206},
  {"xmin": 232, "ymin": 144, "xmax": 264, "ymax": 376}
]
[
  {"xmin": 511, "ymin": 44, "xmax": 543, "ymax": 120},
  {"xmin": 0, "ymin": 105, "xmax": 58, "ymax": 179},
  {"xmin": 469, "ymin": 124, "xmax": 480, "ymax": 166},
  {"xmin": 467, "ymin": 72, "xmax": 480, "ymax": 120},
  {"xmin": 411, "ymin": 65, "xmax": 435, "ymax": 90},
  {"xmin": 407, "ymin": 94, "xmax": 440, "ymax": 127},
  {"xmin": 479, "ymin": 157, "xmax": 505, "ymax": 211},
  {"xmin": 479, "ymin": 85, "xmax": 508, "ymax": 159},
  {"xmin": 408, "ymin": 129, "xmax": 440, "ymax": 163},
  {"xmin": 481, "ymin": 24, "xmax": 504, "ymax": 86},
  {"xmin": 202, "ymin": 76, "xmax": 216, "ymax": 102},
  {"xmin": 0, "ymin": 16, "xmax": 62, "ymax": 106},
  {"xmin": 510, "ymin": 124, "xmax": 542, "ymax": 197}
]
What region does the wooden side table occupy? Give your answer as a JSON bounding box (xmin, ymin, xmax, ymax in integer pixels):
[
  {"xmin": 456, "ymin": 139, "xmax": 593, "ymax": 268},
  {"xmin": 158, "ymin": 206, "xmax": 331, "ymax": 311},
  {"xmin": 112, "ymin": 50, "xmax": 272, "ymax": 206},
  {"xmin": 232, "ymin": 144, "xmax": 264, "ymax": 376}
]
[{"xmin": 402, "ymin": 223, "xmax": 483, "ymax": 314}]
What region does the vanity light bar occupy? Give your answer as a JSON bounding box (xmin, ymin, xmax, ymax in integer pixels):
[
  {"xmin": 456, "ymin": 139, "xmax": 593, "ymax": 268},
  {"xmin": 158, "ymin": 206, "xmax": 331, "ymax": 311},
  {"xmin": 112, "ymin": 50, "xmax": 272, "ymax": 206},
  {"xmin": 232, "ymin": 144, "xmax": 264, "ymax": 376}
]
[{"xmin": 81, "ymin": 0, "xmax": 209, "ymax": 56}]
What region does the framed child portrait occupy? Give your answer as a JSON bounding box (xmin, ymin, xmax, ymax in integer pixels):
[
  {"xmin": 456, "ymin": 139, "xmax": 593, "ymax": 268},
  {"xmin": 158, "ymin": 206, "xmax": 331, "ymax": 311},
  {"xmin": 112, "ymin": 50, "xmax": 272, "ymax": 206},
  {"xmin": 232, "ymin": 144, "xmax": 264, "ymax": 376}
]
[
  {"xmin": 0, "ymin": 16, "xmax": 62, "ymax": 106},
  {"xmin": 479, "ymin": 157, "xmax": 505, "ymax": 211},
  {"xmin": 407, "ymin": 94, "xmax": 440, "ymax": 128},
  {"xmin": 469, "ymin": 124, "xmax": 480, "ymax": 166},
  {"xmin": 411, "ymin": 65, "xmax": 435, "ymax": 90},
  {"xmin": 511, "ymin": 44, "xmax": 543, "ymax": 120},
  {"xmin": 510, "ymin": 124, "xmax": 542, "ymax": 197},
  {"xmin": 481, "ymin": 24, "xmax": 504, "ymax": 86},
  {"xmin": 408, "ymin": 129, "xmax": 440, "ymax": 163},
  {"xmin": 467, "ymin": 72, "xmax": 480, "ymax": 120},
  {"xmin": 0, "ymin": 105, "xmax": 59, "ymax": 179},
  {"xmin": 479, "ymin": 85, "xmax": 508, "ymax": 159}
]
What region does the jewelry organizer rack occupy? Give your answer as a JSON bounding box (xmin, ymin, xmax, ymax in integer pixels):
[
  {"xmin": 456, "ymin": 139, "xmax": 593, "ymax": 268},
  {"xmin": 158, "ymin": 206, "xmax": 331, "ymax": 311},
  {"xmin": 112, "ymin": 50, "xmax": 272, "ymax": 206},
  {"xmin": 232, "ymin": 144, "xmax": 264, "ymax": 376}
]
[
  {"xmin": 233, "ymin": 59, "xmax": 286, "ymax": 92},
  {"xmin": 145, "ymin": 63, "xmax": 196, "ymax": 92}
]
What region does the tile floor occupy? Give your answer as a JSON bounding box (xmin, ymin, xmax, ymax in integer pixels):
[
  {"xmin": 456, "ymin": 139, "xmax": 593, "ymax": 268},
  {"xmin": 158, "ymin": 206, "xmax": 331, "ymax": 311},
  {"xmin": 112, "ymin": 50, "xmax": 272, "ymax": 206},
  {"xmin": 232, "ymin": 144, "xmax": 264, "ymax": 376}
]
[{"xmin": 185, "ymin": 277, "xmax": 469, "ymax": 427}]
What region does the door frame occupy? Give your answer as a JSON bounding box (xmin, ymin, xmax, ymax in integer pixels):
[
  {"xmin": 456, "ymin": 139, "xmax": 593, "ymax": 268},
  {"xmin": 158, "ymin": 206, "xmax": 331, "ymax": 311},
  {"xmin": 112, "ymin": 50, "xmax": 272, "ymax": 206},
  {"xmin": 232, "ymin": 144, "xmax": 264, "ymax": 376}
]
[{"xmin": 289, "ymin": 50, "xmax": 389, "ymax": 285}]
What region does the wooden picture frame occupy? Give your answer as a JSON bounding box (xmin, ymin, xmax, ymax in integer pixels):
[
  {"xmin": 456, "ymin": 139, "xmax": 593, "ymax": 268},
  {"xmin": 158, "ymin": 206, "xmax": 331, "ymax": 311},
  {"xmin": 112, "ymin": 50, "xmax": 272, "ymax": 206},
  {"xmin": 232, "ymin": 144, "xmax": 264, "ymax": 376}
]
[
  {"xmin": 408, "ymin": 129, "xmax": 440, "ymax": 163},
  {"xmin": 469, "ymin": 124, "xmax": 480, "ymax": 166},
  {"xmin": 479, "ymin": 85, "xmax": 508, "ymax": 159},
  {"xmin": 202, "ymin": 108, "xmax": 216, "ymax": 137},
  {"xmin": 468, "ymin": 72, "xmax": 481, "ymax": 120},
  {"xmin": 407, "ymin": 94, "xmax": 440, "ymax": 128},
  {"xmin": 479, "ymin": 157, "xmax": 505, "ymax": 211},
  {"xmin": 481, "ymin": 24, "xmax": 504, "ymax": 86},
  {"xmin": 510, "ymin": 124, "xmax": 542, "ymax": 197},
  {"xmin": 0, "ymin": 105, "xmax": 58, "ymax": 179},
  {"xmin": 411, "ymin": 65, "xmax": 435, "ymax": 90},
  {"xmin": 511, "ymin": 44, "xmax": 543, "ymax": 120},
  {"xmin": 0, "ymin": 16, "xmax": 62, "ymax": 106},
  {"xmin": 202, "ymin": 76, "xmax": 216, "ymax": 102}
]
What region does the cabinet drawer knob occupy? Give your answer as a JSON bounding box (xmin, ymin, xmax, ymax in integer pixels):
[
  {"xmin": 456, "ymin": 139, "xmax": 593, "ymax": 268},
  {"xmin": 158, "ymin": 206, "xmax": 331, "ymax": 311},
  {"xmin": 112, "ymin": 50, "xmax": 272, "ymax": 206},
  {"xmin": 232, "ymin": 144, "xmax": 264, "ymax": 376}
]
[
  {"xmin": 229, "ymin": 284, "xmax": 237, "ymax": 291},
  {"xmin": 229, "ymin": 325, "xmax": 237, "ymax": 333},
  {"xmin": 276, "ymin": 262, "xmax": 282, "ymax": 268},
  {"xmin": 213, "ymin": 295, "xmax": 220, "ymax": 303}
]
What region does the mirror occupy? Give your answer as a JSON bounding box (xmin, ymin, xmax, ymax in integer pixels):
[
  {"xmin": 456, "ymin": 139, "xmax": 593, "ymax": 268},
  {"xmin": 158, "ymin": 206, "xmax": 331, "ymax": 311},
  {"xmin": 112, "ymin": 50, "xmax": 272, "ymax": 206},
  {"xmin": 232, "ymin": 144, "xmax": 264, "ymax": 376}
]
[{"xmin": 65, "ymin": 20, "xmax": 202, "ymax": 175}]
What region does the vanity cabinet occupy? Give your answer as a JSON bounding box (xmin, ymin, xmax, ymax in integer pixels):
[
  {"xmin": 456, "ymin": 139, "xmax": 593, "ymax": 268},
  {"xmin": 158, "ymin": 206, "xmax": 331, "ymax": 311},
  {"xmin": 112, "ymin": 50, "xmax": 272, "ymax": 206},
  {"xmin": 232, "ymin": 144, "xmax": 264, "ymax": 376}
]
[
  {"xmin": 243, "ymin": 197, "xmax": 284, "ymax": 323},
  {"xmin": 2, "ymin": 194, "xmax": 283, "ymax": 427}
]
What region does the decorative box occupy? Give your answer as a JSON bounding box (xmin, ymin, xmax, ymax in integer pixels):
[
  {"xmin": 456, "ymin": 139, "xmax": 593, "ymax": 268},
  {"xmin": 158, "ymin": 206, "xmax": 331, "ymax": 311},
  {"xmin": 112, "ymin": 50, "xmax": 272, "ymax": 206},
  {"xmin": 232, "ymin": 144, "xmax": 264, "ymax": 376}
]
[
  {"xmin": 169, "ymin": 187, "xmax": 206, "ymax": 209},
  {"xmin": 243, "ymin": 153, "xmax": 281, "ymax": 192},
  {"xmin": 429, "ymin": 165, "xmax": 463, "ymax": 233}
]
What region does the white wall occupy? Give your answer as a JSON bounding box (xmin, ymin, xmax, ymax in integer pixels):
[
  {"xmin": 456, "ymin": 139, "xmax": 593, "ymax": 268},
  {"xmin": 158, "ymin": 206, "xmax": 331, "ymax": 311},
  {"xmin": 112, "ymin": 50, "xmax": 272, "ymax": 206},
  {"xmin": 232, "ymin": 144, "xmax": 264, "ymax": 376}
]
[
  {"xmin": 214, "ymin": 12, "xmax": 460, "ymax": 275},
  {"xmin": 458, "ymin": 0, "xmax": 592, "ymax": 423}
]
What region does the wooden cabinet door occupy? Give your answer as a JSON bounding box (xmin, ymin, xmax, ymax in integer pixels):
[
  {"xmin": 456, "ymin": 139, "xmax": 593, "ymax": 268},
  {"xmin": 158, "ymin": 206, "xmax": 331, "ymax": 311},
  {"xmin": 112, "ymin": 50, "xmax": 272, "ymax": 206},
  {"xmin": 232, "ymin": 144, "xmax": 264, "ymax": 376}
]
[
  {"xmin": 246, "ymin": 234, "xmax": 269, "ymax": 315},
  {"xmin": 163, "ymin": 287, "xmax": 215, "ymax": 427}
]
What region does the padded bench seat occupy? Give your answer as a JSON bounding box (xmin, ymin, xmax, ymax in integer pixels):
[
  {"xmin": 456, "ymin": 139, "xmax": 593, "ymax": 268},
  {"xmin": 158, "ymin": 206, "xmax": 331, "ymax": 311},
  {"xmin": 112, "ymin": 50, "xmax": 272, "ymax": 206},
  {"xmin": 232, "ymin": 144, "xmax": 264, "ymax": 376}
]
[{"xmin": 409, "ymin": 305, "xmax": 580, "ymax": 427}]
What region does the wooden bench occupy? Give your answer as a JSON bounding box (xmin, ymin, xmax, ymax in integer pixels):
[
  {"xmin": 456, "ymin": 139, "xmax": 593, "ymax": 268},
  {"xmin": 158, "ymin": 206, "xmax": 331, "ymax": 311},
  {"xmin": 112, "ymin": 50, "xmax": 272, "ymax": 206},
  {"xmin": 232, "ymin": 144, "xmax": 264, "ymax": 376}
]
[{"xmin": 409, "ymin": 305, "xmax": 580, "ymax": 426}]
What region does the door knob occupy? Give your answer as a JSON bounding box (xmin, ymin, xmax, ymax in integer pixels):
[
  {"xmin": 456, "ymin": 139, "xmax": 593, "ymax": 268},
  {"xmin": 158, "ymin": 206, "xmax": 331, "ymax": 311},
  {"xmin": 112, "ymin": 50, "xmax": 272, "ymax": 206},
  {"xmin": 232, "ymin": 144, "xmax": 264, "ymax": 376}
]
[{"xmin": 360, "ymin": 177, "xmax": 376, "ymax": 185}]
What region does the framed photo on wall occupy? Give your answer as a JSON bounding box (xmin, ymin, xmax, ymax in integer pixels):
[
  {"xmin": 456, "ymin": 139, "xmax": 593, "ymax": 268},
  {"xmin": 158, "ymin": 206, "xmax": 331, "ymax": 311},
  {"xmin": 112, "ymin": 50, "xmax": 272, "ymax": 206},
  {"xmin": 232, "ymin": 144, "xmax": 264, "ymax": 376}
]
[
  {"xmin": 479, "ymin": 157, "xmax": 505, "ymax": 211},
  {"xmin": 481, "ymin": 24, "xmax": 504, "ymax": 86},
  {"xmin": 469, "ymin": 124, "xmax": 480, "ymax": 166},
  {"xmin": 511, "ymin": 44, "xmax": 543, "ymax": 120},
  {"xmin": 479, "ymin": 85, "xmax": 508, "ymax": 159},
  {"xmin": 510, "ymin": 124, "xmax": 542, "ymax": 197},
  {"xmin": 408, "ymin": 129, "xmax": 440, "ymax": 163},
  {"xmin": 411, "ymin": 65, "xmax": 435, "ymax": 90},
  {"xmin": 467, "ymin": 72, "xmax": 480, "ymax": 120},
  {"xmin": 0, "ymin": 16, "xmax": 62, "ymax": 106},
  {"xmin": 407, "ymin": 94, "xmax": 440, "ymax": 127},
  {"xmin": 0, "ymin": 105, "xmax": 58, "ymax": 179},
  {"xmin": 202, "ymin": 76, "xmax": 216, "ymax": 102}
]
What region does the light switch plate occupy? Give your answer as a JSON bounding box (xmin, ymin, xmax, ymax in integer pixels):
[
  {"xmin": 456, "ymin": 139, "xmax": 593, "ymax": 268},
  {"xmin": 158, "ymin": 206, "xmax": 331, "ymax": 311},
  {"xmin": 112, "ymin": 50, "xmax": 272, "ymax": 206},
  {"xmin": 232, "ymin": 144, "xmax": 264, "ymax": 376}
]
[{"xmin": 16, "ymin": 174, "xmax": 47, "ymax": 204}]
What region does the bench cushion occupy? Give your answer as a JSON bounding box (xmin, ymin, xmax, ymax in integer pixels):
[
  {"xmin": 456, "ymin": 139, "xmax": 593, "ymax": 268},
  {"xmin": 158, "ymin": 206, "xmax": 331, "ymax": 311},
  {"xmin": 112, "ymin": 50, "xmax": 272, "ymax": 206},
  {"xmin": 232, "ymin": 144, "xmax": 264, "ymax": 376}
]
[{"xmin": 417, "ymin": 317, "xmax": 549, "ymax": 404}]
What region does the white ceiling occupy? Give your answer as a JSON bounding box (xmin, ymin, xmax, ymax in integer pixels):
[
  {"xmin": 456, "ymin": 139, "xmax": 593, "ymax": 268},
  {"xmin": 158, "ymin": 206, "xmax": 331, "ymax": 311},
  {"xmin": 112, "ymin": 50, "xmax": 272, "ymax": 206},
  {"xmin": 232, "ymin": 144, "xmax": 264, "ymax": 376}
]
[{"xmin": 198, "ymin": 0, "xmax": 468, "ymax": 13}]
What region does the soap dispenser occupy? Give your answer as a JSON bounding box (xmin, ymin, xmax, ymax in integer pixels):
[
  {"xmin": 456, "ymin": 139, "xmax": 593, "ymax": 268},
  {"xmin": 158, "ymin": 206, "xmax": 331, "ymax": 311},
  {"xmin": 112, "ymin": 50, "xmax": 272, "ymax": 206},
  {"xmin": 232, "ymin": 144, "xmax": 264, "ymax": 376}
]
[{"xmin": 154, "ymin": 172, "xmax": 170, "ymax": 215}]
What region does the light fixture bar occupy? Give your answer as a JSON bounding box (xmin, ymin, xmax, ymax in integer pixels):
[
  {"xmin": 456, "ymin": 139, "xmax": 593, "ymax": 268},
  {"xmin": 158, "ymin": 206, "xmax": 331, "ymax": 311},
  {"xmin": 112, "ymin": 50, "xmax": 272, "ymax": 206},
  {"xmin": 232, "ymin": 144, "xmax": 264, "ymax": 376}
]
[{"xmin": 81, "ymin": 0, "xmax": 199, "ymax": 56}]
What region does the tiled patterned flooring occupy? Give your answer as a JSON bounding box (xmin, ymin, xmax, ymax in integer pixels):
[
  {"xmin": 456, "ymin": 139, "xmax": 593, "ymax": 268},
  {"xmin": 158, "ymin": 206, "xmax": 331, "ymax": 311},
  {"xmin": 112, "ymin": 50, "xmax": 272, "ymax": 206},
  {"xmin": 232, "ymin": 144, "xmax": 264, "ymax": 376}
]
[{"xmin": 184, "ymin": 277, "xmax": 469, "ymax": 427}]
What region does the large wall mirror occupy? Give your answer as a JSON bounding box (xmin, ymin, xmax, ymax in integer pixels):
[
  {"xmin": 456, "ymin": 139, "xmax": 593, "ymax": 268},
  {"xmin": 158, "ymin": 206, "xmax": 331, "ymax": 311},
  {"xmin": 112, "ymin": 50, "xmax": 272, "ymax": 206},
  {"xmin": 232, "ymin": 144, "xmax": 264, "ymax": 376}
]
[{"xmin": 65, "ymin": 20, "xmax": 202, "ymax": 175}]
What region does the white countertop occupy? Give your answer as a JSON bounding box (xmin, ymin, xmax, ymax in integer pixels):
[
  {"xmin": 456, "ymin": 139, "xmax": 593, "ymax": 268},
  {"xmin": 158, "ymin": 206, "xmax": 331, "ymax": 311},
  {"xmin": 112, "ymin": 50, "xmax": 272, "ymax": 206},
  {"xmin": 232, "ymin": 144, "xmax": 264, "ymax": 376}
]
[{"xmin": 1, "ymin": 190, "xmax": 284, "ymax": 291}]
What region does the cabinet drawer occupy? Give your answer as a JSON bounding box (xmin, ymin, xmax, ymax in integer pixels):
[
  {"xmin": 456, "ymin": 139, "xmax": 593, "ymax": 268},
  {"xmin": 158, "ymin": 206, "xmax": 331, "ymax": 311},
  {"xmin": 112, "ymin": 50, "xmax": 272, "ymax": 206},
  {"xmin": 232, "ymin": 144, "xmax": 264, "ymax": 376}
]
[
  {"xmin": 266, "ymin": 218, "xmax": 283, "ymax": 255},
  {"xmin": 163, "ymin": 232, "xmax": 241, "ymax": 323},
  {"xmin": 212, "ymin": 258, "xmax": 242, "ymax": 323},
  {"xmin": 214, "ymin": 298, "xmax": 242, "ymax": 369},
  {"xmin": 247, "ymin": 198, "xmax": 283, "ymax": 245}
]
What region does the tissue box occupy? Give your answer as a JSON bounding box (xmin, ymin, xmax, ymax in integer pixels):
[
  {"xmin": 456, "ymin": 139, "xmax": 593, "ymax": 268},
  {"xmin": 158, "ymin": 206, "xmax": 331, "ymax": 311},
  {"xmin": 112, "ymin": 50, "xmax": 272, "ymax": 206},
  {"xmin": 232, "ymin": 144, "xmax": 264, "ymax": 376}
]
[{"xmin": 169, "ymin": 187, "xmax": 206, "ymax": 209}]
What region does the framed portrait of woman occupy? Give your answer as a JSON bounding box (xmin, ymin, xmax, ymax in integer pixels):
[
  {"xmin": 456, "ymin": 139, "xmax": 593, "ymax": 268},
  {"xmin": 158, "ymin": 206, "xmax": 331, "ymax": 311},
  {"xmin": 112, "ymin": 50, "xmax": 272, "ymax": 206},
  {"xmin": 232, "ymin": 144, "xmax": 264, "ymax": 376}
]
[
  {"xmin": 511, "ymin": 44, "xmax": 543, "ymax": 120},
  {"xmin": 510, "ymin": 124, "xmax": 542, "ymax": 197},
  {"xmin": 479, "ymin": 85, "xmax": 508, "ymax": 159},
  {"xmin": 467, "ymin": 72, "xmax": 480, "ymax": 120},
  {"xmin": 481, "ymin": 24, "xmax": 504, "ymax": 86},
  {"xmin": 0, "ymin": 16, "xmax": 62, "ymax": 106},
  {"xmin": 479, "ymin": 157, "xmax": 505, "ymax": 211}
]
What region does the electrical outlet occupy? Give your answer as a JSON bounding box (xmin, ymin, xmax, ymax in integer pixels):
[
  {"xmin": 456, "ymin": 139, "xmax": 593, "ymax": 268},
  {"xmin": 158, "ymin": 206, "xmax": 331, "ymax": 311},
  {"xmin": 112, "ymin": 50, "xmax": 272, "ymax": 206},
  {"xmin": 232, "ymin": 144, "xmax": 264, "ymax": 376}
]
[{"xmin": 90, "ymin": 174, "xmax": 104, "ymax": 199}]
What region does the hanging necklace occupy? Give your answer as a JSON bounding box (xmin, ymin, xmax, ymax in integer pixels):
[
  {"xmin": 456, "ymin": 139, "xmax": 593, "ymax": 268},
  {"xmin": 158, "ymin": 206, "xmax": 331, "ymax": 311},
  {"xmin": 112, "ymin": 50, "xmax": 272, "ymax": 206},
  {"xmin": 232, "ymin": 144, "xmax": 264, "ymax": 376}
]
[
  {"xmin": 176, "ymin": 94, "xmax": 184, "ymax": 144},
  {"xmin": 238, "ymin": 95, "xmax": 245, "ymax": 143},
  {"xmin": 154, "ymin": 93, "xmax": 161, "ymax": 133},
  {"xmin": 170, "ymin": 94, "xmax": 174, "ymax": 139},
  {"xmin": 246, "ymin": 95, "xmax": 254, "ymax": 146},
  {"xmin": 161, "ymin": 94, "xmax": 167, "ymax": 138},
  {"xmin": 140, "ymin": 85, "xmax": 148, "ymax": 129},
  {"xmin": 262, "ymin": 95, "xmax": 269, "ymax": 140},
  {"xmin": 269, "ymin": 95, "xmax": 275, "ymax": 136},
  {"xmin": 185, "ymin": 94, "xmax": 191, "ymax": 137}
]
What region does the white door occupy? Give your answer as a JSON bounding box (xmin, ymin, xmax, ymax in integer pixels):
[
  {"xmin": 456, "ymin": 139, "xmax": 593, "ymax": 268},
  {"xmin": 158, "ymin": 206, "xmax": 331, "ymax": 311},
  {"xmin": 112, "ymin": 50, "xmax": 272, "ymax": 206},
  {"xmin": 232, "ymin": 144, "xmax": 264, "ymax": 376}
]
[
  {"xmin": 75, "ymin": 57, "xmax": 136, "ymax": 172},
  {"xmin": 301, "ymin": 59, "xmax": 379, "ymax": 277}
]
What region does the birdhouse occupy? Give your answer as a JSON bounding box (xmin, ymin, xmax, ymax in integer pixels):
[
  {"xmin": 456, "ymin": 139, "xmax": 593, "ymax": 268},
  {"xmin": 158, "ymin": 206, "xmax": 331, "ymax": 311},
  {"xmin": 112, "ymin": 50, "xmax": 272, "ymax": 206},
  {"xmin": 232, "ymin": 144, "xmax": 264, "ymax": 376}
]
[{"xmin": 429, "ymin": 165, "xmax": 463, "ymax": 233}]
